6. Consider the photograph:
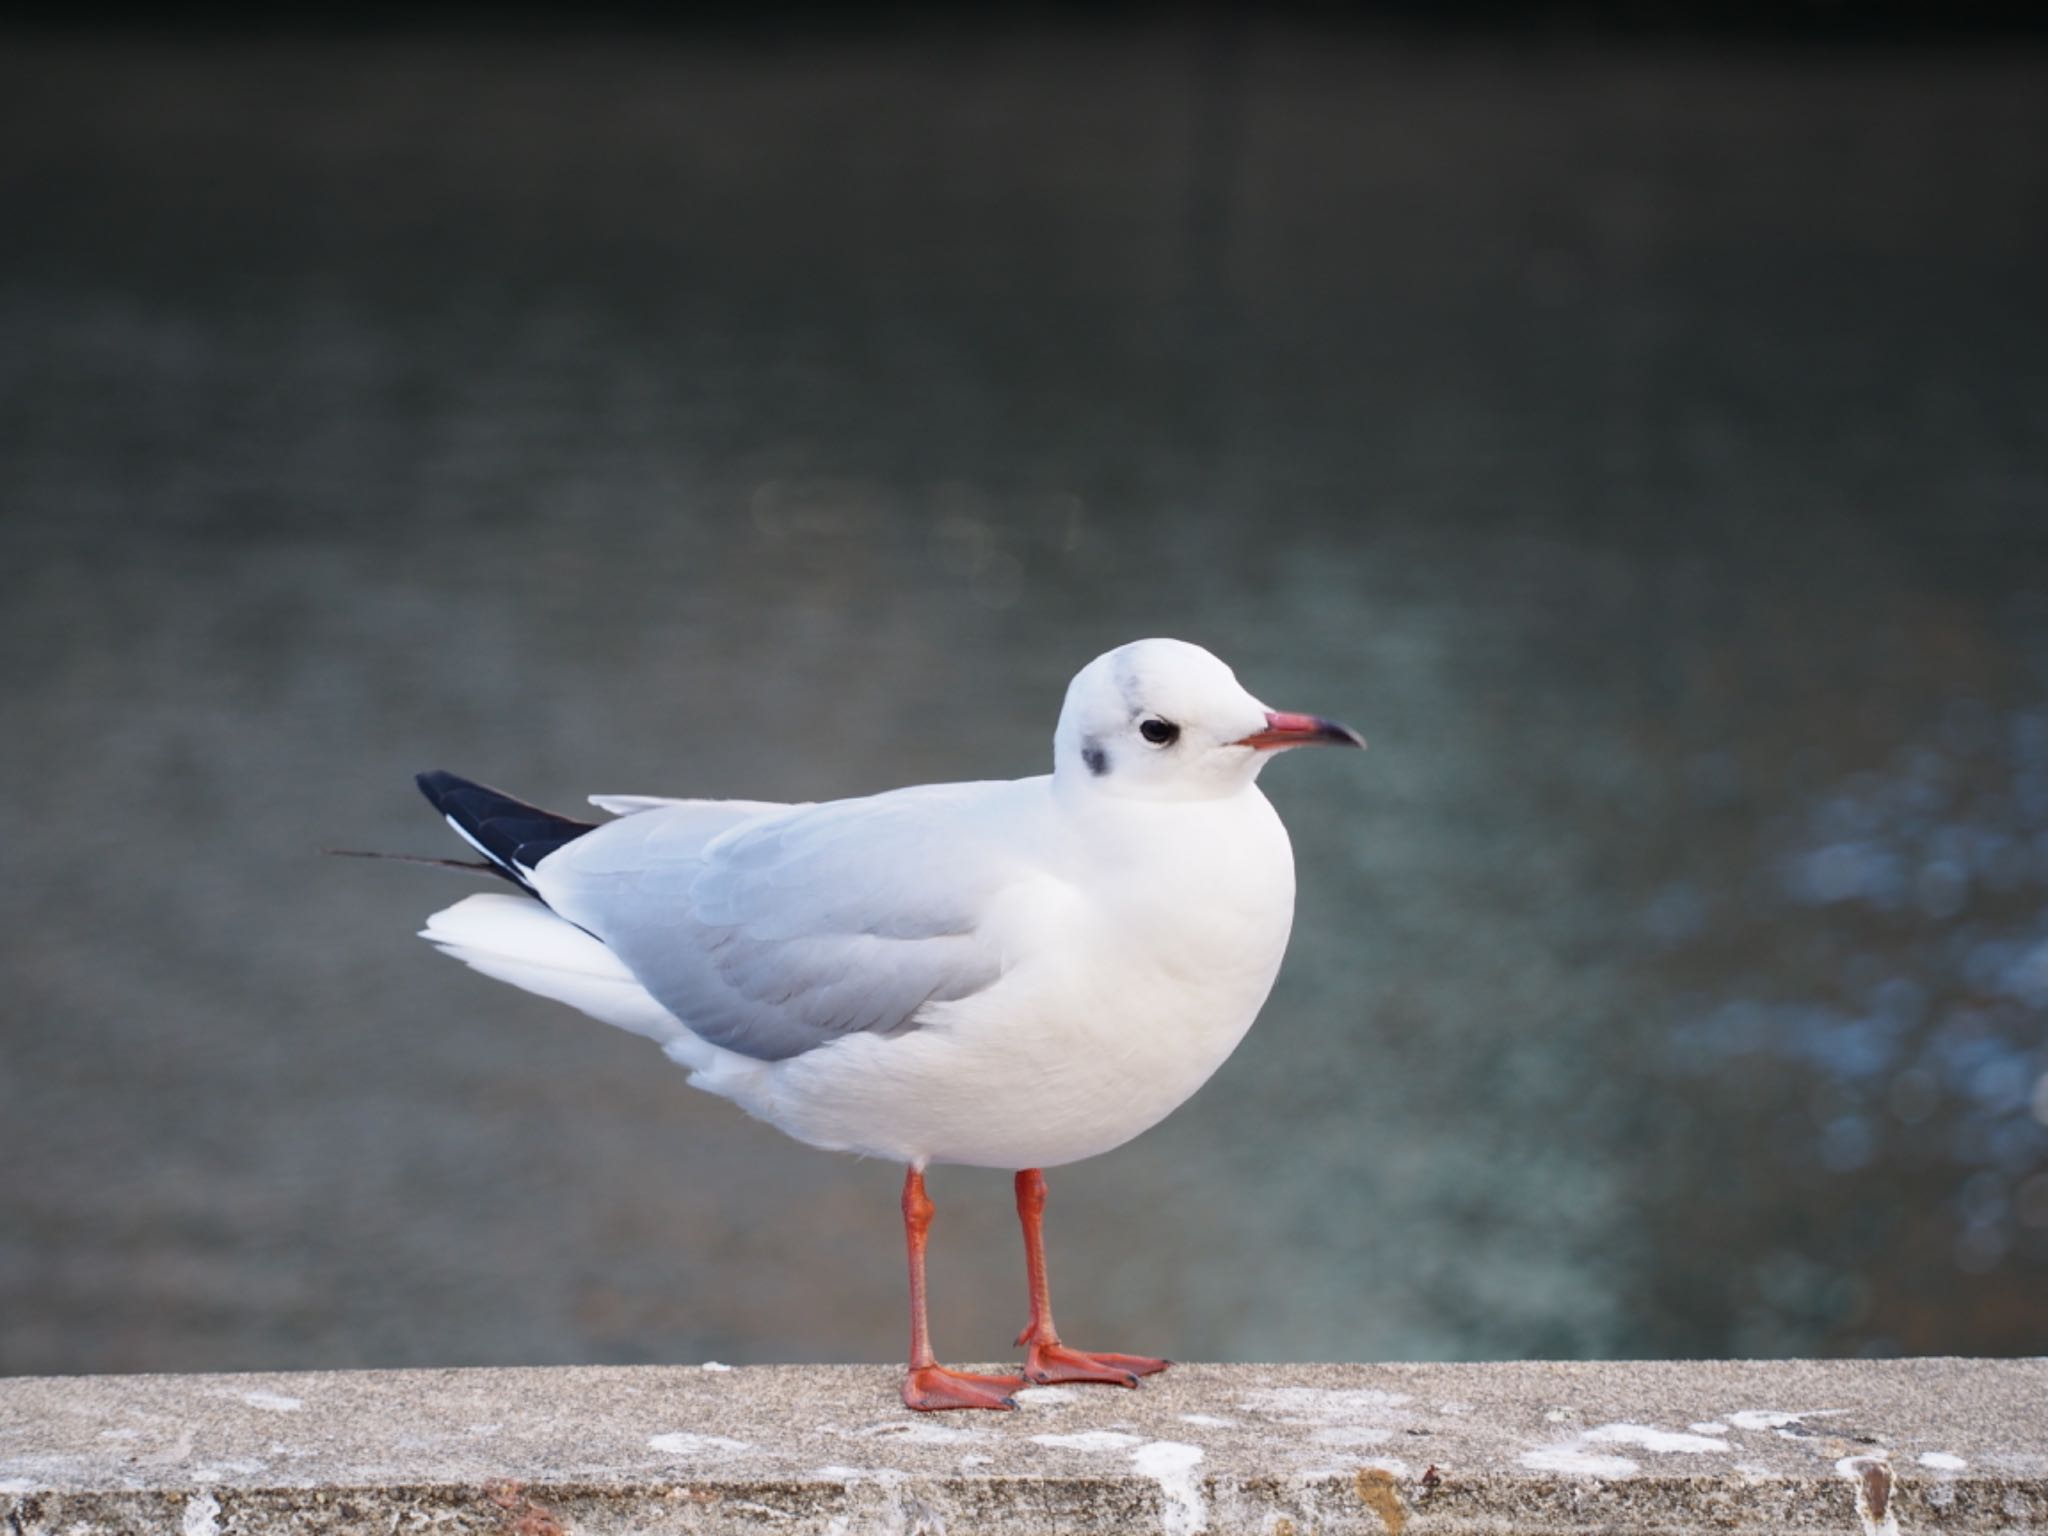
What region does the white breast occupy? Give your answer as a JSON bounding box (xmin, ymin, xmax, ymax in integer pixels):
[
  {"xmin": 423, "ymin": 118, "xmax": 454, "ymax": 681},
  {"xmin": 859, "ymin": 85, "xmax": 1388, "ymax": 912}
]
[{"xmin": 722, "ymin": 785, "xmax": 1298, "ymax": 1169}]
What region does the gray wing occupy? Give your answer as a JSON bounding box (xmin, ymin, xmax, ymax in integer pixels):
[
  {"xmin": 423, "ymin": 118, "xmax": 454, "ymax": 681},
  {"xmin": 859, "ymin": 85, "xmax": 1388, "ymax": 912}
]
[
  {"xmin": 531, "ymin": 784, "xmax": 1018, "ymax": 1062},
  {"xmin": 587, "ymin": 793, "xmax": 791, "ymax": 819}
]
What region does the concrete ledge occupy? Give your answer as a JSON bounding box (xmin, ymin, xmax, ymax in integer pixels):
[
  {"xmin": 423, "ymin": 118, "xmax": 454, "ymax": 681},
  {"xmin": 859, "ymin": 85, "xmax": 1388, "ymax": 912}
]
[{"xmin": 2, "ymin": 1360, "xmax": 2043, "ymax": 1534}]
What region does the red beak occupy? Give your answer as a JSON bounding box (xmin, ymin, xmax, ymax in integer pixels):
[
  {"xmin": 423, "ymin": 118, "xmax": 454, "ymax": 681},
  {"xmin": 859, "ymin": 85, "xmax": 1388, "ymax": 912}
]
[{"xmin": 1234, "ymin": 709, "xmax": 1366, "ymax": 752}]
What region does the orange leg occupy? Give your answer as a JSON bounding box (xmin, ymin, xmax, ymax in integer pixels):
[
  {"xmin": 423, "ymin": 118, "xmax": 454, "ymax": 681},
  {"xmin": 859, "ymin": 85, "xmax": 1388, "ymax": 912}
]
[
  {"xmin": 899, "ymin": 1167, "xmax": 1025, "ymax": 1411},
  {"xmin": 1012, "ymin": 1168, "xmax": 1170, "ymax": 1387}
]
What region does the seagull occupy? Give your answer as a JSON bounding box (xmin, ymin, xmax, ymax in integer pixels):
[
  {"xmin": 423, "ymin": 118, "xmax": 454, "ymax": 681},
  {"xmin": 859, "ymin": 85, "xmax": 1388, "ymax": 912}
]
[{"xmin": 410, "ymin": 637, "xmax": 1363, "ymax": 1410}]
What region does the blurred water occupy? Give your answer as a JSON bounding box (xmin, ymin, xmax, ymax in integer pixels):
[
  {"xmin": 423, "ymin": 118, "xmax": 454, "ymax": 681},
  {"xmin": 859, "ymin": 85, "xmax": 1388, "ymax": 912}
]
[{"xmin": 2, "ymin": 25, "xmax": 2045, "ymax": 1375}]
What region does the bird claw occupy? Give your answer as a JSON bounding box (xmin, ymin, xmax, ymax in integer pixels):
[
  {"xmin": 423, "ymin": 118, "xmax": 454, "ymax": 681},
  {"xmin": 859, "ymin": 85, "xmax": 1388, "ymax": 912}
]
[
  {"xmin": 902, "ymin": 1364, "xmax": 1026, "ymax": 1412},
  {"xmin": 1023, "ymin": 1340, "xmax": 1171, "ymax": 1388}
]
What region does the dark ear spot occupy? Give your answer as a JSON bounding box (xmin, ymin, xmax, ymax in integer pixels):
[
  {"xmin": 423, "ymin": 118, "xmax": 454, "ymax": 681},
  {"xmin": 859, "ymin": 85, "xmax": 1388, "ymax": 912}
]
[{"xmin": 1081, "ymin": 738, "xmax": 1109, "ymax": 776}]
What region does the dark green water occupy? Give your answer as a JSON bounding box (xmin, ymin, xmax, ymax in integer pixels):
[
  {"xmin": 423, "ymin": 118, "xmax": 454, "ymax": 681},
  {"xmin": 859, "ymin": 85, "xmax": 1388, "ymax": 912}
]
[{"xmin": 2, "ymin": 25, "xmax": 2045, "ymax": 1375}]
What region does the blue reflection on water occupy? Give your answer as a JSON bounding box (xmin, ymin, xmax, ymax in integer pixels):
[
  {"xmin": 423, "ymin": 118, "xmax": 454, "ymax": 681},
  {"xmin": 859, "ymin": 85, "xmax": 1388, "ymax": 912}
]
[{"xmin": 1670, "ymin": 690, "xmax": 2048, "ymax": 1284}]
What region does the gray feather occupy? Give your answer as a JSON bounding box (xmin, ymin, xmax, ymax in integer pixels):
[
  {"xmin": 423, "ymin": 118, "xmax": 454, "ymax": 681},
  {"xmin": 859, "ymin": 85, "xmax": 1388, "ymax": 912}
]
[{"xmin": 530, "ymin": 785, "xmax": 1012, "ymax": 1062}]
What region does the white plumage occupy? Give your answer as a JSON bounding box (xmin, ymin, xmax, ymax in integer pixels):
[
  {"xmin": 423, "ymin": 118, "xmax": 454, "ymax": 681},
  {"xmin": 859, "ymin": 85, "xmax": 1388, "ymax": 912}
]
[{"xmin": 419, "ymin": 638, "xmax": 1358, "ymax": 1170}]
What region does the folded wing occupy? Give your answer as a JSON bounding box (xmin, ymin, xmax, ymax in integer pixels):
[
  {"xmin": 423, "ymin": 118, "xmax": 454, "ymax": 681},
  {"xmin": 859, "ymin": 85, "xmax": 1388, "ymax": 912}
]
[{"xmin": 532, "ymin": 783, "xmax": 1020, "ymax": 1062}]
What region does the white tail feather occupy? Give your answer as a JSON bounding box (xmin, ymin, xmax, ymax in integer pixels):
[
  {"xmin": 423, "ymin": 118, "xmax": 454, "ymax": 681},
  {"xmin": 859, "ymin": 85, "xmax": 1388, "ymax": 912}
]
[{"xmin": 420, "ymin": 892, "xmax": 700, "ymax": 1052}]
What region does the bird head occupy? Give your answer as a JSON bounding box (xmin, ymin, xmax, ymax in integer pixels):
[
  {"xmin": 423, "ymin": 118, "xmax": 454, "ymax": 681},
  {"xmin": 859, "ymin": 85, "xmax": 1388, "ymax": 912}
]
[{"xmin": 1052, "ymin": 638, "xmax": 1363, "ymax": 803}]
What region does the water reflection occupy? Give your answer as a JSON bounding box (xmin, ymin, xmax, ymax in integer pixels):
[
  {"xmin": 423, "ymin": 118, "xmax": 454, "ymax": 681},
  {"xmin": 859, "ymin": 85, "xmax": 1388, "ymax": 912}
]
[
  {"xmin": 1, "ymin": 26, "xmax": 2044, "ymax": 1374},
  {"xmin": 1666, "ymin": 680, "xmax": 2048, "ymax": 1327}
]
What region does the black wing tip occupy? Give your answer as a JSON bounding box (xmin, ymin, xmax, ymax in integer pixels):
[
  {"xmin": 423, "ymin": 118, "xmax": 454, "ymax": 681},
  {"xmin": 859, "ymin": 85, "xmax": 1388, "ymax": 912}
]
[
  {"xmin": 415, "ymin": 769, "xmax": 475, "ymax": 811},
  {"xmin": 412, "ymin": 769, "xmax": 598, "ymax": 888}
]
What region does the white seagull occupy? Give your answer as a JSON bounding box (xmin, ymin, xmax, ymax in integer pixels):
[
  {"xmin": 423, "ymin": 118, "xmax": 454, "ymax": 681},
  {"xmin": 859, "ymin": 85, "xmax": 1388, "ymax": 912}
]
[{"xmin": 411, "ymin": 637, "xmax": 1363, "ymax": 1410}]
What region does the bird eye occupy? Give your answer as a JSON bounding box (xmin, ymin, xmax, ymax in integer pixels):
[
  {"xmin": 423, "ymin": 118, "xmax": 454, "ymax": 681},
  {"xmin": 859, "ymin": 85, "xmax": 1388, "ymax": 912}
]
[{"xmin": 1139, "ymin": 717, "xmax": 1180, "ymax": 746}]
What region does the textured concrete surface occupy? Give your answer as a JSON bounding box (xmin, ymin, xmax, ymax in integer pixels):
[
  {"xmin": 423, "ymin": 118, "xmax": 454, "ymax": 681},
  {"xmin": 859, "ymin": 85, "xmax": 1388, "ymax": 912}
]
[{"xmin": 1, "ymin": 1360, "xmax": 2043, "ymax": 1533}]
